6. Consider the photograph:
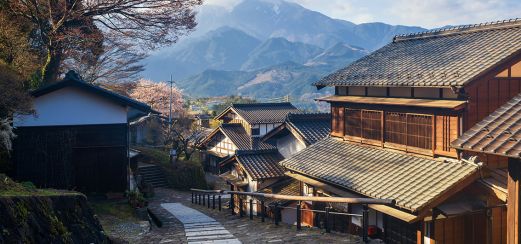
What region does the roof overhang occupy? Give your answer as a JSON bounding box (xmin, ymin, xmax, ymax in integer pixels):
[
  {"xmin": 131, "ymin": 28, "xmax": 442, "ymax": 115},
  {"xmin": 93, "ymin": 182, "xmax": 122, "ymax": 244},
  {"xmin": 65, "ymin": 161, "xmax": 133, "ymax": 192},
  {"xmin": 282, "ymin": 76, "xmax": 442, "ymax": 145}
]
[
  {"xmin": 317, "ymin": 95, "xmax": 467, "ymax": 110},
  {"xmin": 285, "ymin": 172, "xmax": 419, "ymax": 223}
]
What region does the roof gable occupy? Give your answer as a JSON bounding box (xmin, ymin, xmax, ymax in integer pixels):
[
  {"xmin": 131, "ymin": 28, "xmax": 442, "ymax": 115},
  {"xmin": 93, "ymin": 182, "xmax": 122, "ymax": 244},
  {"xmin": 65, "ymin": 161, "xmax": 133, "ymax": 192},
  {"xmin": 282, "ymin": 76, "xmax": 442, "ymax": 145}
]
[
  {"xmin": 314, "ymin": 19, "xmax": 521, "ymax": 88},
  {"xmin": 215, "ymin": 102, "xmax": 299, "ymax": 124},
  {"xmin": 32, "ymin": 71, "xmax": 156, "ymax": 116},
  {"xmin": 262, "ymin": 112, "xmax": 331, "ymax": 146},
  {"xmin": 452, "ymin": 92, "xmax": 521, "ymax": 158},
  {"xmin": 202, "ymin": 123, "xmax": 276, "ymax": 151}
]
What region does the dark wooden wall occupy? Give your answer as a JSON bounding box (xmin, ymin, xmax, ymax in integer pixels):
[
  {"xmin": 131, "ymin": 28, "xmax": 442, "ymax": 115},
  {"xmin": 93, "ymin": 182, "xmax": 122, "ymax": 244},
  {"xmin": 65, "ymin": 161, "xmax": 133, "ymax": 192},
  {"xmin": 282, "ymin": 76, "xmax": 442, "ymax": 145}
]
[{"xmin": 14, "ymin": 124, "xmax": 128, "ymax": 193}]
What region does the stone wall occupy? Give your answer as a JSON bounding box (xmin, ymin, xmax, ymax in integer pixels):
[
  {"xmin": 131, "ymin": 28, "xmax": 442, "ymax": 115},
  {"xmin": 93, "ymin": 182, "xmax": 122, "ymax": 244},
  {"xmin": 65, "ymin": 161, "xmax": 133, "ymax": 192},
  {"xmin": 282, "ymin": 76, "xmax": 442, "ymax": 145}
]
[{"xmin": 0, "ymin": 194, "xmax": 109, "ymax": 243}]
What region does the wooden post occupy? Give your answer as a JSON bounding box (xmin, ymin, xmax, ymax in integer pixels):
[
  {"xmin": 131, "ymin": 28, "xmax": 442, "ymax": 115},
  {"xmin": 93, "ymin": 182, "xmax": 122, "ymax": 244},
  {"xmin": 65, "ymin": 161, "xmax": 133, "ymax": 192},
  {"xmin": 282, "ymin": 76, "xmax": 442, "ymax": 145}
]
[
  {"xmin": 297, "ymin": 201, "xmax": 302, "ymax": 230},
  {"xmin": 362, "ymin": 204, "xmax": 369, "ymax": 243},
  {"xmin": 213, "ymin": 195, "xmax": 216, "ymax": 209},
  {"xmin": 191, "ymin": 192, "xmax": 194, "ymax": 203},
  {"xmin": 239, "ymin": 198, "xmax": 244, "ymax": 217},
  {"xmin": 507, "ymin": 158, "xmax": 521, "ymax": 244},
  {"xmin": 207, "ymin": 194, "xmax": 211, "ymax": 208},
  {"xmin": 231, "ymin": 193, "xmax": 235, "ymax": 215},
  {"xmin": 261, "ymin": 200, "xmax": 265, "ymax": 222},
  {"xmin": 249, "ymin": 198, "xmax": 253, "ymax": 220},
  {"xmin": 203, "ymin": 193, "xmax": 206, "ymax": 205},
  {"xmin": 218, "ymin": 195, "xmax": 222, "ymax": 211},
  {"xmin": 325, "ymin": 207, "xmax": 331, "ymax": 233},
  {"xmin": 275, "ymin": 204, "xmax": 280, "ymax": 226}
]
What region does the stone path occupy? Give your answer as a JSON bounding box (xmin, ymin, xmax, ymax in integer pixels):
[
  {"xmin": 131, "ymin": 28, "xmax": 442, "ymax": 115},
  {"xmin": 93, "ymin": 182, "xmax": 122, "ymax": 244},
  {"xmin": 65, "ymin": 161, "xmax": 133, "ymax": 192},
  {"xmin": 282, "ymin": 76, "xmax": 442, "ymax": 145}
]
[{"xmin": 161, "ymin": 203, "xmax": 241, "ymax": 244}]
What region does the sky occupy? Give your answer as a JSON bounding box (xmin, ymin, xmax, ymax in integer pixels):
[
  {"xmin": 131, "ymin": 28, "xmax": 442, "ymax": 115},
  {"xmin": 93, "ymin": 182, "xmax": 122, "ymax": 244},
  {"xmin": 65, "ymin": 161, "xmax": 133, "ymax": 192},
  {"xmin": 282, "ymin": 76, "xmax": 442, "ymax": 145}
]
[{"xmin": 207, "ymin": 0, "xmax": 521, "ymax": 28}]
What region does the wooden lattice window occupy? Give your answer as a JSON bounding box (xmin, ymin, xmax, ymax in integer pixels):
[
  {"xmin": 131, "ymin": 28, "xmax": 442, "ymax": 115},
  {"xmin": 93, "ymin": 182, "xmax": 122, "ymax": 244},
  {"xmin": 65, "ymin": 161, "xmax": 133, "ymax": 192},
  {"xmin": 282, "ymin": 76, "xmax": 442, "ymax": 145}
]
[
  {"xmin": 407, "ymin": 114, "xmax": 433, "ymax": 150},
  {"xmin": 361, "ymin": 110, "xmax": 382, "ymax": 141},
  {"xmin": 385, "ymin": 112, "xmax": 433, "ymax": 150},
  {"xmin": 385, "ymin": 112, "xmax": 407, "ymax": 145},
  {"xmin": 345, "ymin": 109, "xmax": 361, "ymax": 137}
]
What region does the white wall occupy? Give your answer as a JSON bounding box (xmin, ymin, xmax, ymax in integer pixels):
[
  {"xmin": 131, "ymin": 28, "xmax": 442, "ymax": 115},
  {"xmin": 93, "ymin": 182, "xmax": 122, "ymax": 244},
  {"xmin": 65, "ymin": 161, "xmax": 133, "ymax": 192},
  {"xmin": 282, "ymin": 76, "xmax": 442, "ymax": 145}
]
[
  {"xmin": 252, "ymin": 123, "xmax": 281, "ymax": 137},
  {"xmin": 209, "ymin": 136, "xmax": 237, "ymax": 156},
  {"xmin": 14, "ymin": 87, "xmax": 127, "ymax": 127},
  {"xmin": 277, "ymin": 133, "xmax": 306, "ymax": 158}
]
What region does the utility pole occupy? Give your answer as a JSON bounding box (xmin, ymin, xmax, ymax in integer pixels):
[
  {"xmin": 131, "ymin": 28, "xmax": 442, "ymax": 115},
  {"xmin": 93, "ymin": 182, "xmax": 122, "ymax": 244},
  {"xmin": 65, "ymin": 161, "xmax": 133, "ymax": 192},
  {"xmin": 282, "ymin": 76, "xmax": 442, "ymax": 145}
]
[{"xmin": 169, "ymin": 74, "xmax": 173, "ymax": 125}]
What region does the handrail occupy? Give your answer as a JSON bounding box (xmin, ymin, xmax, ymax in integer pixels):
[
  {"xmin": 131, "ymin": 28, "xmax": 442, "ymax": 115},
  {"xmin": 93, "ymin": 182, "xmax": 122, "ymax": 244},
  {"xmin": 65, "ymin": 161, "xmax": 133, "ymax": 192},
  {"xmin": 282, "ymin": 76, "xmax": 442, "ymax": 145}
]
[{"xmin": 190, "ymin": 188, "xmax": 395, "ymax": 205}]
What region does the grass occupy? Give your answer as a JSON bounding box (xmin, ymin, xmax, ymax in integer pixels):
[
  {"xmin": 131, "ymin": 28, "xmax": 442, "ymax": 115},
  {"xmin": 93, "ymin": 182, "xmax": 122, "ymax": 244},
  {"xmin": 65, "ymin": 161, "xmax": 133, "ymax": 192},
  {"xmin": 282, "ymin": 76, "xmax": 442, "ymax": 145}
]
[
  {"xmin": 90, "ymin": 199, "xmax": 139, "ymax": 221},
  {"xmin": 0, "ymin": 174, "xmax": 80, "ymax": 197}
]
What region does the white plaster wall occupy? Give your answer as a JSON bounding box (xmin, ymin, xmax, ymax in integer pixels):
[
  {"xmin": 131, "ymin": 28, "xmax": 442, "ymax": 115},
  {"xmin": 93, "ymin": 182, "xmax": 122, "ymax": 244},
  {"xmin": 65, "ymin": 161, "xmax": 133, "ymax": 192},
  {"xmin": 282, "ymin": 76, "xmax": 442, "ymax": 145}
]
[
  {"xmin": 14, "ymin": 87, "xmax": 127, "ymax": 127},
  {"xmin": 209, "ymin": 136, "xmax": 237, "ymax": 156},
  {"xmin": 252, "ymin": 123, "xmax": 281, "ymax": 137},
  {"xmin": 277, "ymin": 134, "xmax": 306, "ymax": 158}
]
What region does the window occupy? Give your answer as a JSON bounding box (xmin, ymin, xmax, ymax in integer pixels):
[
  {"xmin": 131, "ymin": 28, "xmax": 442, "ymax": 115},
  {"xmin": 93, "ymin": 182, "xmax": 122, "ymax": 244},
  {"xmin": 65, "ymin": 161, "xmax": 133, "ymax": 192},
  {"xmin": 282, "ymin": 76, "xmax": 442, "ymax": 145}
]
[
  {"xmin": 385, "ymin": 112, "xmax": 433, "ymax": 150},
  {"xmin": 345, "ymin": 109, "xmax": 361, "ymax": 137},
  {"xmin": 407, "ymin": 114, "xmax": 433, "ymax": 150},
  {"xmin": 367, "ymin": 87, "xmax": 387, "ymax": 97},
  {"xmin": 336, "ymin": 86, "xmax": 348, "ymax": 95},
  {"xmin": 361, "ymin": 110, "xmax": 382, "ymax": 141},
  {"xmin": 385, "ymin": 112, "xmax": 407, "ymax": 145},
  {"xmin": 251, "ymin": 128, "xmax": 260, "ymax": 136},
  {"xmin": 345, "ymin": 109, "xmax": 382, "ymax": 142}
]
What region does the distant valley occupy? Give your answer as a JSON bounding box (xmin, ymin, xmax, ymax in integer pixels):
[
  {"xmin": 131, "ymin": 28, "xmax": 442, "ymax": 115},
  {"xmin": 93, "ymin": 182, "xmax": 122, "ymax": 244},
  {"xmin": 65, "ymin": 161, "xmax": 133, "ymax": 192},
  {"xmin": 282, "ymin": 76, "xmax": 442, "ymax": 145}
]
[{"xmin": 142, "ymin": 0, "xmax": 427, "ymax": 108}]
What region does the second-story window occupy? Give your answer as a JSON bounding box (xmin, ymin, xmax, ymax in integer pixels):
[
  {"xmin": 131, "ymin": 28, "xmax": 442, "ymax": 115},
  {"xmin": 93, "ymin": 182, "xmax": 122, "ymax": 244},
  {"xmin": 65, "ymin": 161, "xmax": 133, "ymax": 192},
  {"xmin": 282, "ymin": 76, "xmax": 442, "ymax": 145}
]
[
  {"xmin": 345, "ymin": 109, "xmax": 382, "ymax": 142},
  {"xmin": 344, "ymin": 109, "xmax": 434, "ymax": 152},
  {"xmin": 251, "ymin": 128, "xmax": 260, "ymax": 136}
]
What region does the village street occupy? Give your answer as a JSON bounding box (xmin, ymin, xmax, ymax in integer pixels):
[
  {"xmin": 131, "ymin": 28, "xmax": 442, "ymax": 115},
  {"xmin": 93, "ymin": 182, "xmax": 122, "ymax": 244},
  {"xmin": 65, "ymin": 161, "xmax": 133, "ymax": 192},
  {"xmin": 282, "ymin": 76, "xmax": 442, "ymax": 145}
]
[{"xmin": 104, "ymin": 188, "xmax": 369, "ymax": 244}]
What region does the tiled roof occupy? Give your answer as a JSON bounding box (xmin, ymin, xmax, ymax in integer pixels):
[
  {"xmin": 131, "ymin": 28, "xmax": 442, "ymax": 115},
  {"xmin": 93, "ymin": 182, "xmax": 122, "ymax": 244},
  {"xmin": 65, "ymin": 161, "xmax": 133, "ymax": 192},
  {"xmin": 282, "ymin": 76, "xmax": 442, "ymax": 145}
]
[
  {"xmin": 258, "ymin": 178, "xmax": 300, "ymax": 206},
  {"xmin": 286, "ymin": 113, "xmax": 331, "ymax": 145},
  {"xmin": 236, "ymin": 150, "xmax": 286, "ymax": 180},
  {"xmin": 452, "ymin": 93, "xmax": 521, "ymax": 158},
  {"xmin": 314, "ymin": 19, "xmax": 521, "ymax": 88},
  {"xmin": 280, "ymin": 137, "xmax": 480, "ymax": 212},
  {"xmin": 220, "ymin": 124, "xmax": 275, "ymax": 150},
  {"xmin": 217, "ymin": 102, "xmax": 299, "ymax": 124},
  {"xmin": 32, "ymin": 70, "xmax": 158, "ymax": 117}
]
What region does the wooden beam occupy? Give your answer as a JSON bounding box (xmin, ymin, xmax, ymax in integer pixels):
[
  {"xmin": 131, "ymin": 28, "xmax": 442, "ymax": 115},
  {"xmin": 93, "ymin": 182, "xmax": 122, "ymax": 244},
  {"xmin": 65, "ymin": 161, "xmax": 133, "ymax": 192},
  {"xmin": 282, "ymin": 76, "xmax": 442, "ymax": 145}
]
[
  {"xmin": 285, "ymin": 172, "xmax": 419, "ymax": 223},
  {"xmin": 507, "ymin": 158, "xmax": 521, "ymax": 244}
]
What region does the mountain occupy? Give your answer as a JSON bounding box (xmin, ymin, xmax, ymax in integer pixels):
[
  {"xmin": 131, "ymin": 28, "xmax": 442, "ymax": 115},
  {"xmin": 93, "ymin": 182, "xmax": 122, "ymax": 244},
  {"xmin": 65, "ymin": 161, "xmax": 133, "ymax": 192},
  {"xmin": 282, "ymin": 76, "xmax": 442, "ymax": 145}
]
[
  {"xmin": 306, "ymin": 42, "xmax": 368, "ymax": 69},
  {"xmin": 144, "ymin": 27, "xmax": 261, "ymax": 81},
  {"xmin": 241, "ymin": 38, "xmax": 323, "ymax": 71},
  {"xmin": 141, "ymin": 0, "xmax": 429, "ymax": 108}
]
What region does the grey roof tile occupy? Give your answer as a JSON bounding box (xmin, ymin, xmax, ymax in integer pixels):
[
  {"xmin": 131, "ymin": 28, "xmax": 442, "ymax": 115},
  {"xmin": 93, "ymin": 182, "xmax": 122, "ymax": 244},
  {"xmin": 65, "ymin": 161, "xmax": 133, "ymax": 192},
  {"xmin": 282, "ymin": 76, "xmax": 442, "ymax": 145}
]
[
  {"xmin": 220, "ymin": 124, "xmax": 275, "ymax": 150},
  {"xmin": 236, "ymin": 150, "xmax": 286, "ymax": 180},
  {"xmin": 286, "ymin": 113, "xmax": 331, "ymax": 145},
  {"xmin": 314, "ymin": 19, "xmax": 521, "ymax": 88},
  {"xmin": 218, "ymin": 103, "xmax": 299, "ymax": 124},
  {"xmin": 280, "ymin": 137, "xmax": 480, "ymax": 212},
  {"xmin": 452, "ymin": 93, "xmax": 521, "ymax": 158}
]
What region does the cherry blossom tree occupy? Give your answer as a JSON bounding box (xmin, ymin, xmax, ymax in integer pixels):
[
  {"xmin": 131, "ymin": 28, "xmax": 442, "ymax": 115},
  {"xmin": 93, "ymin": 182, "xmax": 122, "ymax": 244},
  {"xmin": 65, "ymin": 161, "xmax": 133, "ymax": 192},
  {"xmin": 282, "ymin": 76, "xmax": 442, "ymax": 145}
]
[{"xmin": 129, "ymin": 79, "xmax": 184, "ymax": 117}]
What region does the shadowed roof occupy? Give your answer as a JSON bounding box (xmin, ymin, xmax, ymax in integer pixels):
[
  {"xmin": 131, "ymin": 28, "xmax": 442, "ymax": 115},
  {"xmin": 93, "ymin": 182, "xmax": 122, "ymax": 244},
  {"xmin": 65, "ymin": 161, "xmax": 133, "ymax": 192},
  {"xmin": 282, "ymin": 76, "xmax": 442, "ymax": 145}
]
[
  {"xmin": 223, "ymin": 150, "xmax": 286, "ymax": 180},
  {"xmin": 314, "ymin": 19, "xmax": 521, "ymax": 88},
  {"xmin": 452, "ymin": 93, "xmax": 521, "ymax": 158}
]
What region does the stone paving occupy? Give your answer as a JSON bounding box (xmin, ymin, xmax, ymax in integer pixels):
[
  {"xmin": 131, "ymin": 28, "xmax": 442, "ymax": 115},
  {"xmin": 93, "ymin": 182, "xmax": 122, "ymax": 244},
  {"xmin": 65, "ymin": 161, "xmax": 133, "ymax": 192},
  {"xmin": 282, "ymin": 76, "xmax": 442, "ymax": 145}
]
[
  {"xmin": 149, "ymin": 188, "xmax": 369, "ymax": 244},
  {"xmin": 161, "ymin": 202, "xmax": 241, "ymax": 244}
]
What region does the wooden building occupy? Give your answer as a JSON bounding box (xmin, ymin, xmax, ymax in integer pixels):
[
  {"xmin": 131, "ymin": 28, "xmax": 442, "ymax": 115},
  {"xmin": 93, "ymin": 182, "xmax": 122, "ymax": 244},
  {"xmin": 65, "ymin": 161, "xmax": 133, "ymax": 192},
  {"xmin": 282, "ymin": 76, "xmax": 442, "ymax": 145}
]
[
  {"xmin": 13, "ymin": 71, "xmax": 157, "ymax": 193},
  {"xmin": 279, "ymin": 19, "xmax": 521, "ymax": 243},
  {"xmin": 200, "ymin": 103, "xmax": 298, "ymax": 173},
  {"xmin": 452, "ymin": 93, "xmax": 521, "ymax": 244},
  {"xmin": 262, "ymin": 112, "xmax": 330, "ymax": 158}
]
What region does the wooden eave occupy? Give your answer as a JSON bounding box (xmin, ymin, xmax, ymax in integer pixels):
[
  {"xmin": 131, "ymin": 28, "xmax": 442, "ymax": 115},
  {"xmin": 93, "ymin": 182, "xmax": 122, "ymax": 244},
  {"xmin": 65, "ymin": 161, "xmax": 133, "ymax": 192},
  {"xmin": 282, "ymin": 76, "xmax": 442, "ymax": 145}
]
[
  {"xmin": 316, "ymin": 95, "xmax": 467, "ymax": 110},
  {"xmin": 285, "ymin": 172, "xmax": 419, "ymax": 223},
  {"xmin": 286, "ymin": 167, "xmax": 481, "ymax": 223}
]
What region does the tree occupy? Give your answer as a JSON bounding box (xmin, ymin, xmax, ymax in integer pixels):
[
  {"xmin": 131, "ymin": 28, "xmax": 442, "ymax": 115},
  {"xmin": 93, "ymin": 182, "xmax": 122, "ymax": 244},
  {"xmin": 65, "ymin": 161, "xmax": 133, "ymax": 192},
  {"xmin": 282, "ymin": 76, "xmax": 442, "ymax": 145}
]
[
  {"xmin": 62, "ymin": 39, "xmax": 146, "ymax": 84},
  {"xmin": 7, "ymin": 0, "xmax": 202, "ymax": 85},
  {"xmin": 0, "ymin": 64, "xmax": 33, "ymax": 152},
  {"xmin": 165, "ymin": 119, "xmax": 207, "ymax": 161},
  {"xmin": 0, "ymin": 9, "xmax": 40, "ymax": 84},
  {"xmin": 129, "ymin": 79, "xmax": 185, "ymax": 116}
]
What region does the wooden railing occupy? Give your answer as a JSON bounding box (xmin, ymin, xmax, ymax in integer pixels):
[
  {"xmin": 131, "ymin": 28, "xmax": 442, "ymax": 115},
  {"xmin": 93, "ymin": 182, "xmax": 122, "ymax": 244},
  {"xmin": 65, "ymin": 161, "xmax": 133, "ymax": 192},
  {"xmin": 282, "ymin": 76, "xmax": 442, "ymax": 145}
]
[{"xmin": 190, "ymin": 188, "xmax": 395, "ymax": 243}]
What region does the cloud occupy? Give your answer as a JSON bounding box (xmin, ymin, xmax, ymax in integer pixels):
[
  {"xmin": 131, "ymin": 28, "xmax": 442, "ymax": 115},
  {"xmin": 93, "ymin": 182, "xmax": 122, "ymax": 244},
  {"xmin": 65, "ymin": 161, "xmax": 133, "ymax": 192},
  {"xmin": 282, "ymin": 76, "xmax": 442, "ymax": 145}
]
[{"xmin": 205, "ymin": 0, "xmax": 521, "ymax": 28}]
